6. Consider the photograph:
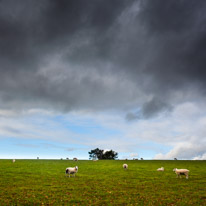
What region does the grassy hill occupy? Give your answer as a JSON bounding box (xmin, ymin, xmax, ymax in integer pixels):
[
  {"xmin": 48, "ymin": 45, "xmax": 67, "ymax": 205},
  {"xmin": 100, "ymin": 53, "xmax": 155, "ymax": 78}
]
[{"xmin": 0, "ymin": 159, "xmax": 206, "ymax": 205}]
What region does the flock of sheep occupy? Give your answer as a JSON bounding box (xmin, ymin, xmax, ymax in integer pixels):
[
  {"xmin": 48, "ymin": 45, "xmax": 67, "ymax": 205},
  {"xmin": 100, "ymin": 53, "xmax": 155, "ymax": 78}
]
[
  {"xmin": 157, "ymin": 166, "xmax": 189, "ymax": 179},
  {"xmin": 123, "ymin": 165, "xmax": 190, "ymax": 179},
  {"xmin": 64, "ymin": 163, "xmax": 190, "ymax": 179},
  {"xmin": 123, "ymin": 164, "xmax": 189, "ymax": 179},
  {"xmin": 156, "ymin": 166, "xmax": 189, "ymax": 179},
  {"xmin": 12, "ymin": 159, "xmax": 189, "ymax": 179}
]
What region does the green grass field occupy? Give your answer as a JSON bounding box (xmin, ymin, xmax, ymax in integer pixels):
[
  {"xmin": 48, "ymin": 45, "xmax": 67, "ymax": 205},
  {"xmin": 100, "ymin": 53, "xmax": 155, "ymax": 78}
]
[{"xmin": 0, "ymin": 160, "xmax": 206, "ymax": 205}]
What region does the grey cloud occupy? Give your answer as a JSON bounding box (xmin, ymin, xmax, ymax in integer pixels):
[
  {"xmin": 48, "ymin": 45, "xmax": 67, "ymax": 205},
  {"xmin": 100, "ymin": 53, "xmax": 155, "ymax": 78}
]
[
  {"xmin": 0, "ymin": 0, "xmax": 206, "ymax": 119},
  {"xmin": 3, "ymin": 126, "xmax": 22, "ymax": 134},
  {"xmin": 137, "ymin": 0, "xmax": 206, "ymax": 88},
  {"xmin": 126, "ymin": 112, "xmax": 139, "ymax": 121},
  {"xmin": 126, "ymin": 97, "xmax": 172, "ymax": 120},
  {"xmin": 142, "ymin": 97, "xmax": 172, "ymax": 119},
  {"xmin": 138, "ymin": 0, "xmax": 202, "ymax": 33},
  {"xmin": 0, "ymin": 0, "xmax": 130, "ymax": 70}
]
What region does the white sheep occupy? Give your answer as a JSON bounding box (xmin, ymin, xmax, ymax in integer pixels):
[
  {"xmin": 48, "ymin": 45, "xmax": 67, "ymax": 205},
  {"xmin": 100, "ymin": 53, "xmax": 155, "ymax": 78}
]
[
  {"xmin": 157, "ymin": 167, "xmax": 164, "ymax": 171},
  {"xmin": 13, "ymin": 159, "xmax": 15, "ymax": 163},
  {"xmin": 123, "ymin": 164, "xmax": 128, "ymax": 169},
  {"xmin": 65, "ymin": 166, "xmax": 78, "ymax": 178},
  {"xmin": 173, "ymin": 168, "xmax": 189, "ymax": 179}
]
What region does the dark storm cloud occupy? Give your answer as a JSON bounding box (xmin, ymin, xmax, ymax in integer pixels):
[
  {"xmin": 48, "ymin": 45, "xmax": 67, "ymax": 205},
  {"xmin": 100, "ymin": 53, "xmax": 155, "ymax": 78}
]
[
  {"xmin": 142, "ymin": 97, "xmax": 172, "ymax": 118},
  {"xmin": 115, "ymin": 0, "xmax": 206, "ymax": 86},
  {"xmin": 0, "ymin": 0, "xmax": 206, "ymax": 117},
  {"xmin": 126, "ymin": 97, "xmax": 172, "ymax": 121},
  {"xmin": 0, "ymin": 0, "xmax": 129, "ymax": 71},
  {"xmin": 137, "ymin": 0, "xmax": 206, "ymax": 85},
  {"xmin": 115, "ymin": 0, "xmax": 206, "ymax": 119}
]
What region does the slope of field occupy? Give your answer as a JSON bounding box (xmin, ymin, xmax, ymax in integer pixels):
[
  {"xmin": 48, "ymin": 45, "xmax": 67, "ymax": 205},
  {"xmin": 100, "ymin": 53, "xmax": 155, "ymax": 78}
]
[{"xmin": 0, "ymin": 160, "xmax": 206, "ymax": 205}]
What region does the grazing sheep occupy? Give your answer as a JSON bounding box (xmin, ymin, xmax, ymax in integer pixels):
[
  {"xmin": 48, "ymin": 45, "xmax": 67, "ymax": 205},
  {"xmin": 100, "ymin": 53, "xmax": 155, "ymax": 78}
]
[
  {"xmin": 123, "ymin": 164, "xmax": 128, "ymax": 169},
  {"xmin": 65, "ymin": 166, "xmax": 78, "ymax": 178},
  {"xmin": 173, "ymin": 168, "xmax": 189, "ymax": 179},
  {"xmin": 157, "ymin": 167, "xmax": 164, "ymax": 171},
  {"xmin": 13, "ymin": 159, "xmax": 15, "ymax": 163}
]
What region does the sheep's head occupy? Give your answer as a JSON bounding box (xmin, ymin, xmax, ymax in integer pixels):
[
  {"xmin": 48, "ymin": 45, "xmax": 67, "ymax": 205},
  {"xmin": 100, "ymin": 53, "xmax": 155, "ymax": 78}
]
[
  {"xmin": 75, "ymin": 166, "xmax": 78, "ymax": 171},
  {"xmin": 173, "ymin": 168, "xmax": 177, "ymax": 172},
  {"xmin": 123, "ymin": 164, "xmax": 128, "ymax": 169}
]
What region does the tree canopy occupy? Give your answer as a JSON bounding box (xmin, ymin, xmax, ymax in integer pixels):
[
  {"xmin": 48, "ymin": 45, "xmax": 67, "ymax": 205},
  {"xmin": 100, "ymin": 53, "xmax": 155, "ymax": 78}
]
[{"xmin": 88, "ymin": 148, "xmax": 118, "ymax": 160}]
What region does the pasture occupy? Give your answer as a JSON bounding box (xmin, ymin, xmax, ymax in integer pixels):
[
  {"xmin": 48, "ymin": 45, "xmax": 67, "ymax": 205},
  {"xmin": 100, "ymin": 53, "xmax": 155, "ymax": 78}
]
[{"xmin": 0, "ymin": 159, "xmax": 206, "ymax": 205}]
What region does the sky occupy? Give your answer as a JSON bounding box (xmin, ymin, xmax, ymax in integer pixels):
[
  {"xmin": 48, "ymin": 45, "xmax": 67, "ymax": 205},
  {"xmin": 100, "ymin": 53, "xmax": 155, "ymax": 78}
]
[{"xmin": 0, "ymin": 0, "xmax": 206, "ymax": 160}]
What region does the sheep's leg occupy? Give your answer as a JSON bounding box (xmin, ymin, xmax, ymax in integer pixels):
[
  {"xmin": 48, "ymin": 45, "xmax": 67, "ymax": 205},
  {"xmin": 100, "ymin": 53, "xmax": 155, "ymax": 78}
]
[{"xmin": 65, "ymin": 169, "xmax": 69, "ymax": 177}]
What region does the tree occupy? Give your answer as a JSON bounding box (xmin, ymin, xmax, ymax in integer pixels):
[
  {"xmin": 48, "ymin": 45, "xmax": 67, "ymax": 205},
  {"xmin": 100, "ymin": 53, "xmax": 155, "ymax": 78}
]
[
  {"xmin": 89, "ymin": 148, "xmax": 104, "ymax": 160},
  {"xmin": 88, "ymin": 148, "xmax": 118, "ymax": 160},
  {"xmin": 102, "ymin": 150, "xmax": 118, "ymax": 160}
]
